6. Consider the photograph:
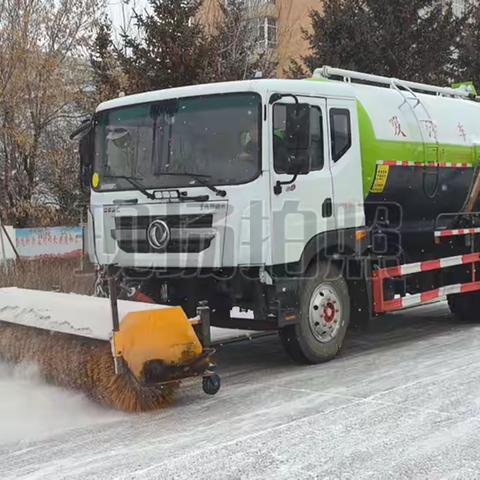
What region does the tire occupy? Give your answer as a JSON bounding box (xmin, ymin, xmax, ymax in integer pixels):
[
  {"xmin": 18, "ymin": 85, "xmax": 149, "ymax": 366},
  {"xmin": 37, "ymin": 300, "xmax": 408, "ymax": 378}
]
[
  {"xmin": 447, "ymin": 292, "xmax": 480, "ymax": 322},
  {"xmin": 279, "ymin": 262, "xmax": 350, "ymax": 364}
]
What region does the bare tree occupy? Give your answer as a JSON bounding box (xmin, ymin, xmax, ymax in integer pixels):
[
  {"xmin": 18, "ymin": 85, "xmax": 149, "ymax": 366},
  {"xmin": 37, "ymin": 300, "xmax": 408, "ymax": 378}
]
[
  {"xmin": 0, "ymin": 0, "xmax": 100, "ymax": 226},
  {"xmin": 205, "ymin": 0, "xmax": 278, "ymax": 81}
]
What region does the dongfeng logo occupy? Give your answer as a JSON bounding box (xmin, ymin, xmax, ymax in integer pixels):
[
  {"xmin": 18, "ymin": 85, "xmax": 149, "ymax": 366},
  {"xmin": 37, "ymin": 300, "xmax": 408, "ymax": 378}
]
[{"xmin": 147, "ymin": 220, "xmax": 171, "ymax": 250}]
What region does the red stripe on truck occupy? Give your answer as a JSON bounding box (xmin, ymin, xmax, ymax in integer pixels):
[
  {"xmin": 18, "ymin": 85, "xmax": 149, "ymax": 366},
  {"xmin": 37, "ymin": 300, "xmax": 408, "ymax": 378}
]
[
  {"xmin": 461, "ymin": 282, "xmax": 480, "ymax": 294},
  {"xmin": 463, "ymin": 253, "xmax": 480, "ymax": 265},
  {"xmin": 421, "ymin": 289, "xmax": 441, "ymax": 303},
  {"xmin": 378, "ymin": 160, "xmax": 472, "ymax": 169},
  {"xmin": 421, "ymin": 259, "xmax": 442, "ymax": 272}
]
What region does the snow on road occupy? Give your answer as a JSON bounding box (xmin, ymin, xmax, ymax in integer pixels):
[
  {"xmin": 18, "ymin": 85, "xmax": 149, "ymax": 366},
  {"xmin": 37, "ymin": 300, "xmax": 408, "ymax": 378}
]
[
  {"xmin": 0, "ymin": 362, "xmax": 122, "ymax": 445},
  {"xmin": 2, "ymin": 302, "xmax": 480, "ymax": 479}
]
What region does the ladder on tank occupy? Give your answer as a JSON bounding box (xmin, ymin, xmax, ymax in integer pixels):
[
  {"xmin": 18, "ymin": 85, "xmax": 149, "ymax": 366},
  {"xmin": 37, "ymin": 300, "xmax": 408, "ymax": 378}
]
[{"xmin": 392, "ymin": 81, "xmax": 442, "ymax": 198}]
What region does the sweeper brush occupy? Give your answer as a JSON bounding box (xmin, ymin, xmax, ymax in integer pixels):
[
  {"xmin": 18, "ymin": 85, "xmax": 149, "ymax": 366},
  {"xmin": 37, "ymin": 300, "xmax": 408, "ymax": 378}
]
[{"xmin": 0, "ymin": 287, "xmax": 220, "ymax": 412}]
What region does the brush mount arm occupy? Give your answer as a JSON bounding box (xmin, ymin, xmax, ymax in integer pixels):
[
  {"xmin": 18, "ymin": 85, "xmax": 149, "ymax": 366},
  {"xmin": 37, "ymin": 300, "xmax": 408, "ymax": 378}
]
[{"xmin": 108, "ymin": 275, "xmax": 120, "ymax": 333}]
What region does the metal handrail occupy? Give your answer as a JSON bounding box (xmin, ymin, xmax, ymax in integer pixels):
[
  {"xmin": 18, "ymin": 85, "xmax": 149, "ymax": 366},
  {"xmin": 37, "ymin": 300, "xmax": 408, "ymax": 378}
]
[
  {"xmin": 315, "ymin": 66, "xmax": 471, "ymax": 98},
  {"xmin": 435, "ymin": 210, "xmax": 480, "ymax": 231}
]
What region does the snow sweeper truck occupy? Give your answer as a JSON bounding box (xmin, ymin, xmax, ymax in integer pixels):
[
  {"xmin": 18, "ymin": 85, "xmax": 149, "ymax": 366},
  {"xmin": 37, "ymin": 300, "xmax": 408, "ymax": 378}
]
[{"xmin": 2, "ymin": 66, "xmax": 480, "ymax": 407}]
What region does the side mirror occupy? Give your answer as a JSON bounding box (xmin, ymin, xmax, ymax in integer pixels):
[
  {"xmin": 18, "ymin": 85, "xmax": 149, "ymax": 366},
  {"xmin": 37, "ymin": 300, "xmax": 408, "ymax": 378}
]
[
  {"xmin": 285, "ymin": 104, "xmax": 311, "ymax": 175},
  {"xmin": 79, "ymin": 128, "xmax": 94, "ymax": 191},
  {"xmin": 72, "ymin": 117, "xmax": 95, "ymax": 192}
]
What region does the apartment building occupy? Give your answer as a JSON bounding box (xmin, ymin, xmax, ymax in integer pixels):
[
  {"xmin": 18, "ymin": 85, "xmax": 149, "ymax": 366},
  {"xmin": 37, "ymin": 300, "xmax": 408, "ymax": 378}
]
[
  {"xmin": 200, "ymin": 0, "xmax": 323, "ymax": 74},
  {"xmin": 199, "ymin": 0, "xmax": 469, "ymax": 76}
]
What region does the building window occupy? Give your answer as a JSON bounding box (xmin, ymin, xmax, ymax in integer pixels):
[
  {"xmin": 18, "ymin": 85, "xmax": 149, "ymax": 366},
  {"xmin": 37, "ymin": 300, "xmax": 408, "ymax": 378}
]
[
  {"xmin": 453, "ymin": 0, "xmax": 466, "ymax": 17},
  {"xmin": 227, "ymin": 0, "xmax": 276, "ymax": 7},
  {"xmin": 247, "ymin": 0, "xmax": 275, "ymax": 5},
  {"xmin": 443, "ymin": 0, "xmax": 466, "ymax": 17},
  {"xmin": 257, "ymin": 16, "xmax": 277, "ymax": 49}
]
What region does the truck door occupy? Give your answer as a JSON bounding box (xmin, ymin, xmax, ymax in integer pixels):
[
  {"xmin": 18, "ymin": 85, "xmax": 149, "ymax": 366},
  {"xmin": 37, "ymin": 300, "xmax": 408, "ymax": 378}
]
[
  {"xmin": 327, "ymin": 98, "xmax": 365, "ymax": 231},
  {"xmin": 269, "ymin": 96, "xmax": 334, "ymax": 266}
]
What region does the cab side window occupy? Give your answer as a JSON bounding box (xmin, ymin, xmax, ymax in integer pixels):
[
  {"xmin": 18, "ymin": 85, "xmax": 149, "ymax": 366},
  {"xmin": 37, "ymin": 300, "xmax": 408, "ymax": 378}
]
[
  {"xmin": 330, "ymin": 109, "xmax": 351, "ymax": 162},
  {"xmin": 273, "ymin": 103, "xmax": 324, "ymax": 173}
]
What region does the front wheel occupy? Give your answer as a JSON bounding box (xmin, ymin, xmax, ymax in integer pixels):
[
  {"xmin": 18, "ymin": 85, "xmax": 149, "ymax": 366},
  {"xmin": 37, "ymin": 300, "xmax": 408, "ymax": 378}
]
[{"xmin": 280, "ymin": 263, "xmax": 350, "ymax": 364}]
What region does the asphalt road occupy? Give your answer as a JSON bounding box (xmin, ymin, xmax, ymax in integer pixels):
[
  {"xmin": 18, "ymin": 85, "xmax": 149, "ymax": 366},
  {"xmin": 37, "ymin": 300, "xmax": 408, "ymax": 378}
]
[{"xmin": 2, "ymin": 301, "xmax": 480, "ymax": 479}]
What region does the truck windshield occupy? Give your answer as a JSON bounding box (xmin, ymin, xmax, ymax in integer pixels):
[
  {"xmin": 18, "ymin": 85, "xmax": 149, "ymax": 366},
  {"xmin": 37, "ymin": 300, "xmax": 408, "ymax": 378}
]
[{"xmin": 94, "ymin": 92, "xmax": 262, "ymax": 191}]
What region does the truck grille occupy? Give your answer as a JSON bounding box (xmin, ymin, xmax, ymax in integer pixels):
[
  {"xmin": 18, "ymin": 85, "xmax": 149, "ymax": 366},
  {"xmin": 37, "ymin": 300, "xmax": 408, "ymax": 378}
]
[{"xmin": 113, "ymin": 214, "xmax": 215, "ymax": 254}]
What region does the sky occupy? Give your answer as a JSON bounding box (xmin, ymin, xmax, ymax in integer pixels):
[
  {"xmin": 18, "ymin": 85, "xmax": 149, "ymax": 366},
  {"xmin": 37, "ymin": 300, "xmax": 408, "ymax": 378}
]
[{"xmin": 108, "ymin": 0, "xmax": 146, "ymax": 37}]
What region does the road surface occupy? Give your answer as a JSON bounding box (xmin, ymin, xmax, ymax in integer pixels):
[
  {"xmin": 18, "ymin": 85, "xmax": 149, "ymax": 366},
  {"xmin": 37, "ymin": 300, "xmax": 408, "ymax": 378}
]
[{"xmin": 2, "ymin": 302, "xmax": 480, "ymax": 479}]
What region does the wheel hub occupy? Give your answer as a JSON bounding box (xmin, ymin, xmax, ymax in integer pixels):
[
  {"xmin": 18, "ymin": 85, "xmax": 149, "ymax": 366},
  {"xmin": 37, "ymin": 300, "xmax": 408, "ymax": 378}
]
[
  {"xmin": 309, "ymin": 284, "xmax": 342, "ymax": 343},
  {"xmin": 323, "ymin": 302, "xmax": 336, "ymax": 323}
]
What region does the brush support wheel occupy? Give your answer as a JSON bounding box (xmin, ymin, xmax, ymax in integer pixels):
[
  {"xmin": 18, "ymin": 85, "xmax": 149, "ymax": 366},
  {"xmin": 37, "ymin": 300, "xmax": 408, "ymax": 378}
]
[{"xmin": 202, "ymin": 373, "xmax": 221, "ymax": 395}]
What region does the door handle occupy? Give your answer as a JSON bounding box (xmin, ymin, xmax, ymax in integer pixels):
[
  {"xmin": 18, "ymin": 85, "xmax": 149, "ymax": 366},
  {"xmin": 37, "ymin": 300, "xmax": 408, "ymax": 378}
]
[{"xmin": 322, "ymin": 198, "xmax": 333, "ymax": 218}]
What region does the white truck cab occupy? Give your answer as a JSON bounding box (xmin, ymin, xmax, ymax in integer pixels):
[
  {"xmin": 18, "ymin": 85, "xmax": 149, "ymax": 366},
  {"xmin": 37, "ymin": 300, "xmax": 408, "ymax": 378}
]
[{"xmin": 81, "ymin": 79, "xmax": 365, "ymax": 363}]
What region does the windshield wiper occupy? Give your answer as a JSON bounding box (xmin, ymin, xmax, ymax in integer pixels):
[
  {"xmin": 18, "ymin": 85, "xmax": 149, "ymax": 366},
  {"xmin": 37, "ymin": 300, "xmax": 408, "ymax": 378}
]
[
  {"xmin": 104, "ymin": 175, "xmax": 156, "ymax": 200},
  {"xmin": 160, "ymin": 172, "xmax": 227, "ymax": 197}
]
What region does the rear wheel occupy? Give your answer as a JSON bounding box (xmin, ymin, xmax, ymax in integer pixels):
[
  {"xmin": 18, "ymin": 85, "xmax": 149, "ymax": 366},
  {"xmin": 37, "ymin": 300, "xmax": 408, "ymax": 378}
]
[
  {"xmin": 447, "ymin": 292, "xmax": 480, "ymax": 322},
  {"xmin": 280, "ymin": 262, "xmax": 350, "ymax": 364}
]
